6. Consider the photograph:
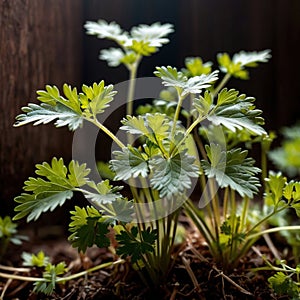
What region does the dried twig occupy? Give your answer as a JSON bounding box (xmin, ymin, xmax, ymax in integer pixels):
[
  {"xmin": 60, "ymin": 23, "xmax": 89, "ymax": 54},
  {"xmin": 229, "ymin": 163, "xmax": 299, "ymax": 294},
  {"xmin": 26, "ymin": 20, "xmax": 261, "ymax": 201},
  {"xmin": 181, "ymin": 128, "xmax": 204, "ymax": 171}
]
[
  {"xmin": 181, "ymin": 256, "xmax": 201, "ymax": 293},
  {"xmin": 212, "ymin": 266, "xmax": 253, "ymax": 296}
]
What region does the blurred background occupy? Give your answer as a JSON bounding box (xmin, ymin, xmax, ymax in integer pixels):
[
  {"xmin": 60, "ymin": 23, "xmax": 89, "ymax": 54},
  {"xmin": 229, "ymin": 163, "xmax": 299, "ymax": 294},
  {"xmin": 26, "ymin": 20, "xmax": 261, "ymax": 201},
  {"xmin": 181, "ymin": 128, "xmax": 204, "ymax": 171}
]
[{"xmin": 1, "ymin": 0, "xmax": 300, "ymax": 217}]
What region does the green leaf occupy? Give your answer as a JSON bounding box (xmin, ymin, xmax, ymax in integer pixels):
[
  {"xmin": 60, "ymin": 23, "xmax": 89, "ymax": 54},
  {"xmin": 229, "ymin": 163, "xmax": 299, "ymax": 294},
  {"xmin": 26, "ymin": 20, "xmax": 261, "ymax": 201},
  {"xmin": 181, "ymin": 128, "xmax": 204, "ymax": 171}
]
[
  {"xmin": 149, "ymin": 150, "xmax": 199, "ymax": 199},
  {"xmin": 0, "ymin": 216, "xmax": 17, "ymax": 238},
  {"xmin": 14, "ymin": 103, "xmax": 83, "ymax": 131},
  {"xmin": 216, "ymin": 88, "xmax": 240, "ymax": 106},
  {"xmin": 202, "ymin": 145, "xmax": 261, "ymax": 198},
  {"xmin": 33, "ymin": 262, "xmax": 67, "ymax": 295},
  {"xmin": 264, "ymin": 172, "xmax": 286, "ymax": 206},
  {"xmin": 97, "ymin": 161, "xmax": 116, "ymax": 180},
  {"xmin": 154, "ymin": 66, "xmax": 187, "ymax": 90},
  {"xmin": 111, "ymin": 146, "xmax": 149, "ymax": 180},
  {"xmin": 121, "ymin": 113, "xmax": 171, "ymax": 144},
  {"xmin": 129, "ymin": 40, "xmax": 156, "ymax": 56},
  {"xmin": 183, "ymin": 57, "xmax": 212, "ymax": 76},
  {"xmin": 193, "ymin": 91, "xmax": 213, "ymax": 117},
  {"xmin": 182, "ymin": 71, "xmax": 219, "ymax": 96},
  {"xmin": 14, "ymin": 81, "xmax": 117, "ymax": 130},
  {"xmin": 207, "ymin": 94, "xmax": 266, "ymax": 135},
  {"xmin": 22, "ymin": 251, "xmax": 50, "ymax": 267},
  {"xmin": 68, "ymin": 206, "xmax": 110, "ymax": 252},
  {"xmin": 120, "ymin": 115, "xmax": 149, "ymax": 135},
  {"xmin": 85, "ymin": 180, "xmax": 123, "ymax": 205},
  {"xmin": 154, "ymin": 66, "xmax": 218, "ymax": 96},
  {"xmin": 14, "ymin": 158, "xmax": 90, "ymax": 222},
  {"xmin": 217, "ymin": 50, "xmax": 271, "ymax": 79},
  {"xmin": 116, "ymin": 227, "xmax": 158, "ymax": 263},
  {"xmin": 80, "ymin": 81, "xmax": 116, "ymax": 115},
  {"xmin": 268, "ymin": 272, "xmax": 299, "ymax": 298}
]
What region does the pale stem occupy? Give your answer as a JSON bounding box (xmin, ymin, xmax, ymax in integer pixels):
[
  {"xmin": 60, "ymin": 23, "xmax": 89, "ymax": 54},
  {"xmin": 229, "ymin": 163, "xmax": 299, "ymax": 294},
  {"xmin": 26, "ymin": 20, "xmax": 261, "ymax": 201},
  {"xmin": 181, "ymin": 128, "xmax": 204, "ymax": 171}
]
[
  {"xmin": 91, "ymin": 118, "xmax": 125, "ymax": 149},
  {"xmin": 248, "ymin": 225, "xmax": 300, "ymax": 240},
  {"xmin": 212, "ymin": 73, "xmax": 231, "ymax": 97}
]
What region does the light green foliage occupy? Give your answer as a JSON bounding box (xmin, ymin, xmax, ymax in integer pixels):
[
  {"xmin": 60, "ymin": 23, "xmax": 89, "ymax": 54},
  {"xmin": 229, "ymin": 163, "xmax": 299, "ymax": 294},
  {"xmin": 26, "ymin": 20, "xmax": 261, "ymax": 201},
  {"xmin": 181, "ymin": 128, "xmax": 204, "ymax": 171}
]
[
  {"xmin": 85, "ymin": 180, "xmax": 124, "ymax": 205},
  {"xmin": 182, "ymin": 57, "xmax": 212, "ymax": 76},
  {"xmin": 84, "ymin": 20, "xmax": 173, "ymax": 69},
  {"xmin": 149, "ymin": 150, "xmax": 199, "ymax": 199},
  {"xmin": 154, "ymin": 66, "xmax": 219, "ymax": 96},
  {"xmin": 22, "ymin": 250, "xmax": 50, "ymax": 267},
  {"xmin": 111, "ymin": 146, "xmax": 149, "ymax": 181},
  {"xmin": 269, "ymin": 123, "xmax": 300, "ymax": 177},
  {"xmin": 116, "ymin": 227, "xmax": 158, "ymax": 263},
  {"xmin": 218, "ymin": 49, "xmax": 271, "ymax": 79},
  {"xmin": 68, "ymin": 206, "xmax": 110, "ymax": 252},
  {"xmin": 33, "ymin": 262, "xmax": 67, "ymax": 295},
  {"xmin": 0, "ymin": 216, "xmax": 20, "ymax": 244},
  {"xmin": 0, "ymin": 216, "xmax": 28, "ymax": 260},
  {"xmin": 264, "ymin": 172, "xmax": 300, "ymax": 216},
  {"xmin": 14, "ymin": 81, "xmax": 116, "ymax": 130},
  {"xmin": 268, "ymin": 262, "xmax": 300, "ymax": 299},
  {"xmin": 202, "ymin": 145, "xmax": 261, "ymax": 198},
  {"xmin": 14, "ymin": 158, "xmax": 90, "ymax": 222},
  {"xmin": 207, "ymin": 91, "xmax": 266, "ymax": 135}
]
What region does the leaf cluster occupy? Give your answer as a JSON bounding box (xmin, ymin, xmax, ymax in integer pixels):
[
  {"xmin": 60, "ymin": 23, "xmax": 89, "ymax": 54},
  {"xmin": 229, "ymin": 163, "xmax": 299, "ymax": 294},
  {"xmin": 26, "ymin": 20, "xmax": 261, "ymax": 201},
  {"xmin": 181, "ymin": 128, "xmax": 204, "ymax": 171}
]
[
  {"xmin": 268, "ymin": 262, "xmax": 300, "ymax": 299},
  {"xmin": 13, "ymin": 158, "xmax": 90, "ymax": 222},
  {"xmin": 218, "ymin": 50, "xmax": 271, "ymax": 79},
  {"xmin": 84, "ymin": 20, "xmax": 173, "ymax": 68},
  {"xmin": 116, "ymin": 227, "xmax": 158, "ymax": 263},
  {"xmin": 14, "ymin": 81, "xmax": 116, "ymax": 131},
  {"xmin": 264, "ymin": 171, "xmax": 300, "ymax": 217},
  {"xmin": 68, "ymin": 206, "xmax": 110, "ymax": 252}
]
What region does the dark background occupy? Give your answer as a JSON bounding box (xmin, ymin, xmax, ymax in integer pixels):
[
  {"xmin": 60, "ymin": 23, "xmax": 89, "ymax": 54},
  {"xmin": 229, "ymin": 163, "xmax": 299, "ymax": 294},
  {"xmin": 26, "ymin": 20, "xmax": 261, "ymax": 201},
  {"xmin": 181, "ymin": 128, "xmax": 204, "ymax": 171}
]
[{"xmin": 1, "ymin": 0, "xmax": 300, "ymax": 217}]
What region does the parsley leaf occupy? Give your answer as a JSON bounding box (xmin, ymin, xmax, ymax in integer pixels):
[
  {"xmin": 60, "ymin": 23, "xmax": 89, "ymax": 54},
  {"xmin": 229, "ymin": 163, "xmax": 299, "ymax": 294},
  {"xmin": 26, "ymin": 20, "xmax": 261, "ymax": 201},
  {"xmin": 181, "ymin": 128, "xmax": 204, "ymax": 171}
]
[
  {"xmin": 116, "ymin": 227, "xmax": 158, "ymax": 263},
  {"xmin": 14, "ymin": 158, "xmax": 90, "ymax": 222},
  {"xmin": 207, "ymin": 91, "xmax": 266, "ymax": 136},
  {"xmin": 111, "ymin": 146, "xmax": 149, "ymax": 180},
  {"xmin": 68, "ymin": 206, "xmax": 110, "ymax": 252},
  {"xmin": 202, "ymin": 145, "xmax": 261, "ymax": 198},
  {"xmin": 149, "ymin": 150, "xmax": 199, "ymax": 199}
]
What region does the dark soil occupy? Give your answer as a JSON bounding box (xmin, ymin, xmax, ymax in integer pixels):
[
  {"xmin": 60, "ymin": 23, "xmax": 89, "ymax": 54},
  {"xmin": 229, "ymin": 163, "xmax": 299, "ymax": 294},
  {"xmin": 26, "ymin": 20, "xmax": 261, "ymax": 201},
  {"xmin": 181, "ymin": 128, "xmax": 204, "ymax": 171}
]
[{"xmin": 0, "ymin": 223, "xmax": 292, "ymax": 300}]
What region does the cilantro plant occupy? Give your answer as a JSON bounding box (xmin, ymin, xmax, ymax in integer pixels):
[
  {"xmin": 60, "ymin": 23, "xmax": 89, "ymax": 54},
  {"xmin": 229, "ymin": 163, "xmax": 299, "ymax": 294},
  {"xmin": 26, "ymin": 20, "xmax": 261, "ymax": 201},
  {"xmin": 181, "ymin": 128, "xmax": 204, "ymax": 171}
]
[{"xmin": 11, "ymin": 18, "xmax": 300, "ymax": 295}]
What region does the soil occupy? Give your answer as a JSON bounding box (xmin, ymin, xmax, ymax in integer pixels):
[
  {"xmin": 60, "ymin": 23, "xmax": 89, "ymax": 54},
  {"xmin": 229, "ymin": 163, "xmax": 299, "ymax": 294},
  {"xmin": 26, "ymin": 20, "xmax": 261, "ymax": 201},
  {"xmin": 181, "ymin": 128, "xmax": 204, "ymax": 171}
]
[{"xmin": 0, "ymin": 221, "xmax": 292, "ymax": 300}]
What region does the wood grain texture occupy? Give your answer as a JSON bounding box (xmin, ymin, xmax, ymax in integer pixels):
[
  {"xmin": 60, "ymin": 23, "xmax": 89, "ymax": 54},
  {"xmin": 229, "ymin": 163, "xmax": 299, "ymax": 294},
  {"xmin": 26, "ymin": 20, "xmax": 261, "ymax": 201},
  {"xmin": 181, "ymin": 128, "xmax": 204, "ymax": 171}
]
[{"xmin": 0, "ymin": 0, "xmax": 83, "ymax": 214}]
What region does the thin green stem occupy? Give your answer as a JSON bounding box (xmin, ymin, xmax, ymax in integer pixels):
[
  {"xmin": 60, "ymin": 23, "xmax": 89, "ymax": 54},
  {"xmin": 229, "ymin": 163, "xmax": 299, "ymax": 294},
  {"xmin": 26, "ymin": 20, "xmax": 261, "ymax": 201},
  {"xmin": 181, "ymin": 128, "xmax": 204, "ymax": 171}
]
[
  {"xmin": 247, "ymin": 225, "xmax": 300, "ymax": 240},
  {"xmin": 212, "ymin": 73, "xmax": 231, "ymax": 97},
  {"xmin": 247, "ymin": 205, "xmax": 288, "ymax": 235},
  {"xmin": 170, "ymin": 116, "xmax": 202, "ymax": 156},
  {"xmin": 223, "ymin": 187, "xmax": 229, "ymax": 220},
  {"xmin": 240, "ymin": 196, "xmax": 250, "ymax": 229},
  {"xmin": 90, "ymin": 117, "xmax": 125, "ymax": 149},
  {"xmin": 126, "ymin": 59, "xmax": 140, "ymax": 117},
  {"xmin": 171, "ymin": 90, "xmax": 185, "ymax": 138}
]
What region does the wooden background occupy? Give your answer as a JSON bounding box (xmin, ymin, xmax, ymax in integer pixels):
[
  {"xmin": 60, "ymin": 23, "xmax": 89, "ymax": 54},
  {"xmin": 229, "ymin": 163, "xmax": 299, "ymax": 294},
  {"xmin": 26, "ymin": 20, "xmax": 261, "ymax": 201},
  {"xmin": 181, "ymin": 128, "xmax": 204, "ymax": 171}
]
[{"xmin": 1, "ymin": 0, "xmax": 300, "ymax": 215}]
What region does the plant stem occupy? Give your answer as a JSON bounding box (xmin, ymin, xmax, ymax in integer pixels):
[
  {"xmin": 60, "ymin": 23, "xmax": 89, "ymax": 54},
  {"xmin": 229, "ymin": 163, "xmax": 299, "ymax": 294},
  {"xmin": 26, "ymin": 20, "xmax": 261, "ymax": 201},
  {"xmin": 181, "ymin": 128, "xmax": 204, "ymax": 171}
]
[
  {"xmin": 91, "ymin": 117, "xmax": 125, "ymax": 149},
  {"xmin": 212, "ymin": 73, "xmax": 231, "ymax": 97},
  {"xmin": 171, "ymin": 90, "xmax": 185, "ymax": 138},
  {"xmin": 0, "ymin": 259, "xmax": 125, "ymax": 284},
  {"xmin": 247, "ymin": 225, "xmax": 300, "ymax": 240},
  {"xmin": 126, "ymin": 60, "xmax": 140, "ymax": 117},
  {"xmin": 240, "ymin": 196, "xmax": 249, "ymax": 229},
  {"xmin": 247, "ymin": 205, "xmax": 288, "ymax": 235}
]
